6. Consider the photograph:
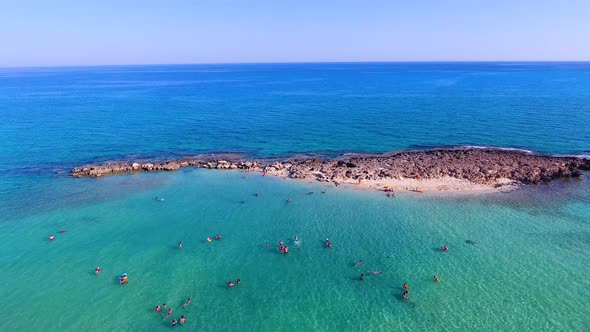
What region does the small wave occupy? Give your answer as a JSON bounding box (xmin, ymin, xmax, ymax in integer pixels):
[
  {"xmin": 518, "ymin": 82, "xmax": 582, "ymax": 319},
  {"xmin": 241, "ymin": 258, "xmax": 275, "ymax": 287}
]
[
  {"xmin": 559, "ymin": 153, "xmax": 590, "ymax": 160},
  {"xmin": 456, "ymin": 145, "xmax": 534, "ymax": 154}
]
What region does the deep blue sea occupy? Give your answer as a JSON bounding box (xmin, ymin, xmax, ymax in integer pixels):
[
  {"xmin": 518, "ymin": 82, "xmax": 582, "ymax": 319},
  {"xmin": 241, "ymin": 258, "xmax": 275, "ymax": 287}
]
[{"xmin": 1, "ymin": 63, "xmax": 589, "ymax": 331}]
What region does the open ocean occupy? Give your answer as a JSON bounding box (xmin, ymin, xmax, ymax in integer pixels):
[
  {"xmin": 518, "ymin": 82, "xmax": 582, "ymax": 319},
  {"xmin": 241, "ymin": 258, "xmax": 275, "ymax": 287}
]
[{"xmin": 1, "ymin": 62, "xmax": 589, "ymax": 331}]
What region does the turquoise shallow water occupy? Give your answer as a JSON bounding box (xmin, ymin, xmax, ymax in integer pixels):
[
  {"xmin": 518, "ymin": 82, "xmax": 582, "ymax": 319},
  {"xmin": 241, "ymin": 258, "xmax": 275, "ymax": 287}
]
[
  {"xmin": 1, "ymin": 63, "xmax": 590, "ymax": 331},
  {"xmin": 1, "ymin": 170, "xmax": 589, "ymax": 331}
]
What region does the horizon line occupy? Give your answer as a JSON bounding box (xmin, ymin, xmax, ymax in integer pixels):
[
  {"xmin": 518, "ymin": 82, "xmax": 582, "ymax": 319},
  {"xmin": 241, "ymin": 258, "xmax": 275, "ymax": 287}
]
[{"xmin": 2, "ymin": 60, "xmax": 590, "ymax": 70}]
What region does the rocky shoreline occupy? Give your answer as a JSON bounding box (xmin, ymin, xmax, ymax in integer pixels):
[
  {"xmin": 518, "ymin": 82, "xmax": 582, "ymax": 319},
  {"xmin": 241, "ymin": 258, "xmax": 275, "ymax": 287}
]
[{"xmin": 71, "ymin": 148, "xmax": 590, "ymax": 190}]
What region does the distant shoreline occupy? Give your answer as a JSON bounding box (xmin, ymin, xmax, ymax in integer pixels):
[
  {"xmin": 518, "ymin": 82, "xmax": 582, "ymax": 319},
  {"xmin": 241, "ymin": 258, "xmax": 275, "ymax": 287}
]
[{"xmin": 71, "ymin": 147, "xmax": 590, "ymax": 195}]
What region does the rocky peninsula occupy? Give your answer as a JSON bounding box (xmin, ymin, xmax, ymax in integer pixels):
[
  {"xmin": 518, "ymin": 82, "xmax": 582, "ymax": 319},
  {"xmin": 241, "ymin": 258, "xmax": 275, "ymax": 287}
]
[{"xmin": 71, "ymin": 148, "xmax": 590, "ymax": 193}]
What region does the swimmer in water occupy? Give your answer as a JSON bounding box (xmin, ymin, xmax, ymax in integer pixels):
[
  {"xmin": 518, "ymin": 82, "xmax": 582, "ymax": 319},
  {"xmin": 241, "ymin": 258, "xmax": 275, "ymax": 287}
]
[
  {"xmin": 321, "ymin": 189, "xmax": 326, "ymax": 194},
  {"xmin": 163, "ymin": 303, "xmax": 167, "ymax": 309},
  {"xmin": 279, "ymin": 240, "xmax": 284, "ymax": 246},
  {"xmin": 354, "ymin": 260, "xmax": 363, "ymax": 267},
  {"xmin": 165, "ymin": 308, "xmax": 173, "ymax": 319},
  {"xmin": 181, "ymin": 297, "xmax": 192, "ymax": 308},
  {"xmin": 155, "ymin": 305, "xmax": 161, "ymax": 312},
  {"xmin": 360, "ymin": 274, "xmax": 365, "ymax": 281},
  {"xmin": 294, "ymin": 235, "xmax": 299, "ymax": 242},
  {"xmin": 254, "ymin": 193, "xmax": 259, "ymax": 197},
  {"xmin": 215, "ymin": 234, "xmax": 221, "ymax": 240},
  {"xmin": 237, "ymin": 279, "xmax": 241, "ymax": 285},
  {"xmin": 403, "ymin": 290, "xmax": 409, "ymax": 301},
  {"xmin": 287, "ymin": 198, "xmax": 292, "ymax": 203},
  {"xmin": 241, "ymin": 200, "xmax": 247, "ymax": 204},
  {"xmin": 179, "ymin": 315, "xmax": 186, "ymax": 325},
  {"xmin": 433, "ymin": 275, "xmax": 440, "ymax": 282},
  {"xmin": 171, "ymin": 319, "xmax": 177, "ymax": 326},
  {"xmin": 178, "ymin": 242, "xmax": 182, "ymax": 249},
  {"xmin": 49, "ymin": 235, "xmax": 55, "ymax": 241},
  {"xmin": 403, "ymin": 283, "xmax": 408, "ymax": 290},
  {"xmin": 228, "ymin": 281, "xmax": 235, "ymax": 287},
  {"xmin": 264, "ymin": 242, "xmax": 269, "ymax": 247},
  {"xmin": 95, "ymin": 266, "xmax": 101, "ymax": 274},
  {"xmin": 370, "ymin": 271, "xmax": 382, "ymax": 275}
]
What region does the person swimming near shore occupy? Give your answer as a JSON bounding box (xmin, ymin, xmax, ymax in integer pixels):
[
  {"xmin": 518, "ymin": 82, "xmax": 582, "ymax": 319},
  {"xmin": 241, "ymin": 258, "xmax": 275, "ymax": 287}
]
[
  {"xmin": 325, "ymin": 239, "xmax": 332, "ymax": 248},
  {"xmin": 254, "ymin": 193, "xmax": 259, "ymax": 197},
  {"xmin": 264, "ymin": 242, "xmax": 269, "ymax": 247},
  {"xmin": 49, "ymin": 234, "xmax": 55, "ymax": 241},
  {"xmin": 354, "ymin": 260, "xmax": 363, "ymax": 267},
  {"xmin": 155, "ymin": 305, "xmax": 161, "ymax": 312},
  {"xmin": 403, "ymin": 290, "xmax": 409, "ymax": 301},
  {"xmin": 165, "ymin": 308, "xmax": 173, "ymax": 319},
  {"xmin": 403, "ymin": 283, "xmax": 408, "ymax": 290},
  {"xmin": 215, "ymin": 234, "xmax": 221, "ymax": 240},
  {"xmin": 279, "ymin": 240, "xmax": 284, "ymax": 246},
  {"xmin": 279, "ymin": 245, "xmax": 284, "ymax": 251},
  {"xmin": 181, "ymin": 297, "xmax": 192, "ymax": 308},
  {"xmin": 370, "ymin": 271, "xmax": 382, "ymax": 275},
  {"xmin": 440, "ymin": 245, "xmax": 448, "ymax": 252},
  {"xmin": 321, "ymin": 189, "xmax": 327, "ymax": 194},
  {"xmin": 360, "ymin": 274, "xmax": 365, "ymax": 281},
  {"xmin": 95, "ymin": 266, "xmax": 101, "ymax": 274},
  {"xmin": 178, "ymin": 242, "xmax": 182, "ymax": 249},
  {"xmin": 155, "ymin": 196, "xmax": 165, "ymax": 202},
  {"xmin": 163, "ymin": 303, "xmax": 167, "ymax": 309},
  {"xmin": 171, "ymin": 319, "xmax": 177, "ymax": 326},
  {"xmin": 228, "ymin": 281, "xmax": 235, "ymax": 287},
  {"xmin": 287, "ymin": 198, "xmax": 292, "ymax": 203},
  {"xmin": 241, "ymin": 199, "xmax": 247, "ymax": 204},
  {"xmin": 179, "ymin": 315, "xmax": 186, "ymax": 325},
  {"xmin": 283, "ymin": 246, "xmax": 289, "ymax": 254},
  {"xmin": 237, "ymin": 278, "xmax": 241, "ymax": 285},
  {"xmin": 433, "ymin": 275, "xmax": 440, "ymax": 282}
]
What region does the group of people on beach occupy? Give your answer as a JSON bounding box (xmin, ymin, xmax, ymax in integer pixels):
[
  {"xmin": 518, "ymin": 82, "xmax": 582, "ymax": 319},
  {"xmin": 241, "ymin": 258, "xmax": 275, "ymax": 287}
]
[{"xmin": 154, "ymin": 298, "xmax": 190, "ymax": 326}]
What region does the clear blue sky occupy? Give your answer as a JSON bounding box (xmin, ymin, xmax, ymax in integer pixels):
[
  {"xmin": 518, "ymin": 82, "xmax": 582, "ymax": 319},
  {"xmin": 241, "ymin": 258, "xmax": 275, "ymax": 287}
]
[{"xmin": 1, "ymin": 0, "xmax": 589, "ymax": 67}]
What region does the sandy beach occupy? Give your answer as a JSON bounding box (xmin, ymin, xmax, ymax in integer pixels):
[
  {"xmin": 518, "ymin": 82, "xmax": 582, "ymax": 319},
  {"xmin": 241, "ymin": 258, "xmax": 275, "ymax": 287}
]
[{"xmin": 265, "ymin": 167, "xmax": 518, "ymax": 195}]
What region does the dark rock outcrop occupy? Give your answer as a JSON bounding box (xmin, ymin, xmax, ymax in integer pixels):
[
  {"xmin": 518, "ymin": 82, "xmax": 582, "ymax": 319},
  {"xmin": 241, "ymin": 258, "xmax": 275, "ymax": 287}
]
[{"xmin": 71, "ymin": 148, "xmax": 590, "ymax": 188}]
